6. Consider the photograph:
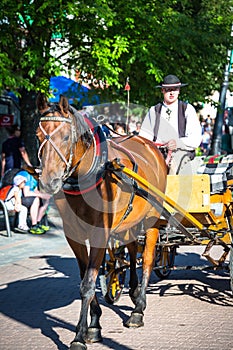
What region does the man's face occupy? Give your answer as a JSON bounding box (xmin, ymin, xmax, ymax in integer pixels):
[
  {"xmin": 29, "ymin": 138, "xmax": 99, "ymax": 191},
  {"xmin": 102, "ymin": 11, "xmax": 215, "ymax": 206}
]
[
  {"xmin": 162, "ymin": 87, "xmax": 180, "ymax": 105},
  {"xmin": 15, "ymin": 130, "xmax": 21, "ymax": 137}
]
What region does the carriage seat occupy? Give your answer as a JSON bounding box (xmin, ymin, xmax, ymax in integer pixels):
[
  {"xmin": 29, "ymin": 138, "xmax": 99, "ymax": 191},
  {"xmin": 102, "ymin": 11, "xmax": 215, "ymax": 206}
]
[
  {"xmin": 164, "ymin": 171, "xmax": 233, "ymax": 233},
  {"xmin": 162, "ymin": 155, "xmax": 233, "ymax": 239},
  {"xmin": 197, "ymin": 162, "xmax": 233, "ymax": 194},
  {"xmin": 197, "ymin": 155, "xmax": 233, "ymax": 194},
  {"xmin": 177, "ymin": 154, "xmax": 233, "ymax": 194},
  {"xmin": 165, "ymin": 174, "xmax": 210, "ymax": 214}
]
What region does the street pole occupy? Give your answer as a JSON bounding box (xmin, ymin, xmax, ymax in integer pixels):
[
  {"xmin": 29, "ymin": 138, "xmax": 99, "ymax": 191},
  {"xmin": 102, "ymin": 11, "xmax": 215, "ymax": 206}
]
[
  {"xmin": 209, "ymin": 64, "xmax": 230, "ymax": 154},
  {"xmin": 210, "ymin": 24, "xmax": 233, "ymax": 155},
  {"xmin": 124, "ymin": 77, "xmax": 130, "ymax": 134}
]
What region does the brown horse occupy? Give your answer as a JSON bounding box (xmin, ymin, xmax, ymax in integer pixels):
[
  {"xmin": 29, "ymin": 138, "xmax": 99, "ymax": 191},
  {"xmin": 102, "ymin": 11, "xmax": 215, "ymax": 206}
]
[{"xmin": 36, "ymin": 93, "xmax": 167, "ymax": 350}]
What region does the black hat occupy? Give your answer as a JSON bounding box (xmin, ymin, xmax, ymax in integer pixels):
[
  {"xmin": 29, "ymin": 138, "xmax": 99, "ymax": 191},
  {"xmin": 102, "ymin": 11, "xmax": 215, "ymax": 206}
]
[{"xmin": 156, "ymin": 74, "xmax": 188, "ymax": 88}]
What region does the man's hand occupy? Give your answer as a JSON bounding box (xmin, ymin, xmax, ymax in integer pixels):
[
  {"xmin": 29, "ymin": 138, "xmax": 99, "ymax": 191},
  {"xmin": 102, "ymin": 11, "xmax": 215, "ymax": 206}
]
[{"xmin": 167, "ymin": 139, "xmax": 177, "ymax": 151}]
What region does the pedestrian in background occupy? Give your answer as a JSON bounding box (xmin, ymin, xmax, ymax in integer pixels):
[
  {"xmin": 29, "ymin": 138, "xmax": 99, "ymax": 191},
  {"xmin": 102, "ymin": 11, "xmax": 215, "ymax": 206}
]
[{"xmin": 1, "ymin": 125, "xmax": 32, "ymax": 179}]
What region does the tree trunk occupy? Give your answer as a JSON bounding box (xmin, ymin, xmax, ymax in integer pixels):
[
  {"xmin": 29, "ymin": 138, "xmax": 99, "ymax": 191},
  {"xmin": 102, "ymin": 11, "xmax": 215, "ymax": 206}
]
[{"xmin": 19, "ymin": 89, "xmax": 39, "ymax": 166}]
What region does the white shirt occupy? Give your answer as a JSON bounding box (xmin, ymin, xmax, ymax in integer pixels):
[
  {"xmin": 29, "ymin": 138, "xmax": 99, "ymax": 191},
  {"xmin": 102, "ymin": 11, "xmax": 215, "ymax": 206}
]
[
  {"xmin": 4, "ymin": 186, "xmax": 22, "ymax": 211},
  {"xmin": 5, "ymin": 185, "xmax": 22, "ymax": 201},
  {"xmin": 139, "ymin": 100, "xmax": 202, "ymax": 150}
]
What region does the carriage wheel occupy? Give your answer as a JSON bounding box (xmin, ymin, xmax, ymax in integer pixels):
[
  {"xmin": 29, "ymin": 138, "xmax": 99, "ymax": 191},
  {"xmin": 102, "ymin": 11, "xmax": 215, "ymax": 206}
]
[
  {"xmin": 100, "ymin": 245, "xmax": 128, "ymax": 304},
  {"xmin": 153, "ymin": 245, "xmax": 176, "ymax": 279},
  {"xmin": 230, "ymin": 243, "xmax": 233, "ymax": 294}
]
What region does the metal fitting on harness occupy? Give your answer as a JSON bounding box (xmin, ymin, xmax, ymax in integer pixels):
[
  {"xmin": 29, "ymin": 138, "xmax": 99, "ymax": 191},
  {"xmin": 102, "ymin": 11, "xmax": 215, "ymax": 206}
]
[{"xmin": 106, "ymin": 158, "xmax": 124, "ymax": 172}]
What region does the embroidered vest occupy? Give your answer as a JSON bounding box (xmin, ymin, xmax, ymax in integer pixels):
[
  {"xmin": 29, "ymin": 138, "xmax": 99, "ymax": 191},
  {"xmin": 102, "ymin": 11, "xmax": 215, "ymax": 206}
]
[{"xmin": 153, "ymin": 100, "xmax": 187, "ymax": 141}]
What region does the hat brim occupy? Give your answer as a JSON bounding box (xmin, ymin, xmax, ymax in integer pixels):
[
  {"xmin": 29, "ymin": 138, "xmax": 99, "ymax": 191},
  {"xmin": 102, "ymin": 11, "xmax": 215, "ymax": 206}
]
[
  {"xmin": 156, "ymin": 83, "xmax": 188, "ymax": 88},
  {"xmin": 13, "ymin": 175, "xmax": 27, "ymax": 186}
]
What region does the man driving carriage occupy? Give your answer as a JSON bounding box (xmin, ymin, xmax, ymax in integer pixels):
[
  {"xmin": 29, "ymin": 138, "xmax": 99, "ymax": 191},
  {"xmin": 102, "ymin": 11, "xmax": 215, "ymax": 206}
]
[{"xmin": 139, "ymin": 74, "xmax": 202, "ymax": 174}]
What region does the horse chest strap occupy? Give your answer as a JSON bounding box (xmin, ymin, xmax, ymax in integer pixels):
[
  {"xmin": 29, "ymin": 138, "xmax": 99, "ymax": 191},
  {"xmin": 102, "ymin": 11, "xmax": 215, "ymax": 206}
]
[
  {"xmin": 45, "ymin": 135, "xmax": 50, "ymax": 140},
  {"xmin": 110, "ymin": 171, "xmax": 136, "ymax": 233}
]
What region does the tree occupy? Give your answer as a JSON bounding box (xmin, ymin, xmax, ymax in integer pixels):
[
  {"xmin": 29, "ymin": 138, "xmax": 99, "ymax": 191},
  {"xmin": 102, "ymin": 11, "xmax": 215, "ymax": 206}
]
[
  {"xmin": 112, "ymin": 0, "xmax": 233, "ymax": 106},
  {"xmin": 0, "ymin": 0, "xmax": 233, "ymax": 162},
  {"xmin": 0, "ymin": 0, "xmax": 120, "ymax": 163}
]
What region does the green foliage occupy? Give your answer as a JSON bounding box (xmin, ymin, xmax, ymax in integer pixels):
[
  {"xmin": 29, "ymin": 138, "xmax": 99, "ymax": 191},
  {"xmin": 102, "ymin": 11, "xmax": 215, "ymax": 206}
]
[{"xmin": 0, "ymin": 0, "xmax": 232, "ymax": 107}]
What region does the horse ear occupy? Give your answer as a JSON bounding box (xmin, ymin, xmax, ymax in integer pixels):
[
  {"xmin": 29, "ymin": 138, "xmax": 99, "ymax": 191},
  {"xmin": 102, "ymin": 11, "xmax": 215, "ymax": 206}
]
[
  {"xmin": 36, "ymin": 92, "xmax": 49, "ymax": 111},
  {"xmin": 59, "ymin": 95, "xmax": 69, "ymax": 114}
]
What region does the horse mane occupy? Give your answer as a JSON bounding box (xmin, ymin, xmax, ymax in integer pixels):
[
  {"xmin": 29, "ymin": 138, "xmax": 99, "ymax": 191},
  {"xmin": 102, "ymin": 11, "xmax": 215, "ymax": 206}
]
[
  {"xmin": 68, "ymin": 105, "xmax": 93, "ymax": 148},
  {"xmin": 56, "ymin": 95, "xmax": 92, "ymax": 147}
]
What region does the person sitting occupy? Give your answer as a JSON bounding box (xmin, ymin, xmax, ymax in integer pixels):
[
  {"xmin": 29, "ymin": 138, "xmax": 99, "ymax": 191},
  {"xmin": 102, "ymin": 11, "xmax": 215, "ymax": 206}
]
[
  {"xmin": 139, "ymin": 74, "xmax": 202, "ymax": 174},
  {"xmin": 113, "ymin": 123, "xmax": 126, "ymax": 135},
  {"xmin": 17, "ymin": 169, "xmax": 51, "ymax": 235},
  {"xmin": 4, "ymin": 174, "xmax": 29, "ymax": 233},
  {"xmin": 132, "ymin": 121, "xmax": 142, "ymax": 136}
]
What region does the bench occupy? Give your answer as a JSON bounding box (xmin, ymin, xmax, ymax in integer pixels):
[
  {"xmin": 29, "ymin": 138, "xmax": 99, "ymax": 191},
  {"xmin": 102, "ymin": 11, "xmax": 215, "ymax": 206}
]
[{"xmin": 0, "ymin": 202, "xmax": 49, "ymax": 237}]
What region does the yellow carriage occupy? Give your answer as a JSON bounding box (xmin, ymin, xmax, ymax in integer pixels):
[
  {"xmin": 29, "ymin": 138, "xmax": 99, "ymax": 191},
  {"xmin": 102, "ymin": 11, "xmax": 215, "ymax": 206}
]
[{"xmin": 100, "ymin": 159, "xmax": 233, "ymax": 303}]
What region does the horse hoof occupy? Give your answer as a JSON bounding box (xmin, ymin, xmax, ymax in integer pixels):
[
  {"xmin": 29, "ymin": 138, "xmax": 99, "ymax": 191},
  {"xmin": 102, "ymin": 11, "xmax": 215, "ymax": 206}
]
[
  {"xmin": 124, "ymin": 313, "xmax": 144, "ymax": 328},
  {"xmin": 69, "ymin": 341, "xmax": 87, "ymax": 350},
  {"xmin": 86, "ymin": 327, "xmax": 103, "ymax": 343}
]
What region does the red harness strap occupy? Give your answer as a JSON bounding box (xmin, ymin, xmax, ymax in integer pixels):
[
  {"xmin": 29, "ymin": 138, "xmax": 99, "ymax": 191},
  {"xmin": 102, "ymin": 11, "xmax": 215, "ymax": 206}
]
[{"xmin": 63, "ymin": 177, "xmax": 103, "ymax": 196}]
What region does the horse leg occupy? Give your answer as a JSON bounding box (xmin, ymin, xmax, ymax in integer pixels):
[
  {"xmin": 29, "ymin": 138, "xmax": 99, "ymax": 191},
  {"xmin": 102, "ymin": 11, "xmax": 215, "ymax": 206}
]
[
  {"xmin": 126, "ymin": 240, "xmax": 140, "ymax": 305},
  {"xmin": 65, "ymin": 237, "xmax": 89, "ymax": 350},
  {"xmin": 70, "ymin": 247, "xmax": 105, "ymax": 350},
  {"xmin": 85, "ymin": 295, "xmax": 102, "ymax": 343},
  {"xmin": 125, "ymin": 228, "xmax": 159, "ymax": 328}
]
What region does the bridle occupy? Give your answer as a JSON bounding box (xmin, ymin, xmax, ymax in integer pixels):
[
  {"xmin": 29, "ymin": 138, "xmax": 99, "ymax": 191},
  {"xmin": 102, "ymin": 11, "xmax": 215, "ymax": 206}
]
[{"xmin": 38, "ymin": 107, "xmax": 94, "ymax": 182}]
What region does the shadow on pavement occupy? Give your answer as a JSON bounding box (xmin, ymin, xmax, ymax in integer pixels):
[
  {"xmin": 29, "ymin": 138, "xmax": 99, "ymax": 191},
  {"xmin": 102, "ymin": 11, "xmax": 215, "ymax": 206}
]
[
  {"xmin": 0, "ymin": 251, "xmax": 232, "ymax": 349},
  {"xmin": 0, "ymin": 255, "xmax": 79, "ymax": 350},
  {"xmin": 147, "ymin": 251, "xmax": 233, "ymax": 306},
  {"xmin": 0, "ymin": 254, "xmax": 136, "ymax": 350}
]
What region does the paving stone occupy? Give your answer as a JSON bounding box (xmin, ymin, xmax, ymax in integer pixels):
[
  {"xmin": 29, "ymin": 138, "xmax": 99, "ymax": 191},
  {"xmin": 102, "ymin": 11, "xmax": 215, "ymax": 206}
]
[{"xmin": 0, "ymin": 206, "xmax": 232, "ymax": 350}]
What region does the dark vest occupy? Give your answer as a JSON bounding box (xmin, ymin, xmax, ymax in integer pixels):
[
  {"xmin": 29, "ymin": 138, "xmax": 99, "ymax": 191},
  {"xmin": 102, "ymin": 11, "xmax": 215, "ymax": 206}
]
[{"xmin": 153, "ymin": 100, "xmax": 187, "ymax": 141}]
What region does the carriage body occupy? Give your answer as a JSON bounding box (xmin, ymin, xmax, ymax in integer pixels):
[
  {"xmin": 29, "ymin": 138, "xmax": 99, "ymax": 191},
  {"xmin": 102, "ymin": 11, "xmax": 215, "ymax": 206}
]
[
  {"xmin": 101, "ymin": 169, "xmax": 233, "ymax": 303},
  {"xmin": 163, "ymin": 173, "xmax": 233, "ymax": 242}
]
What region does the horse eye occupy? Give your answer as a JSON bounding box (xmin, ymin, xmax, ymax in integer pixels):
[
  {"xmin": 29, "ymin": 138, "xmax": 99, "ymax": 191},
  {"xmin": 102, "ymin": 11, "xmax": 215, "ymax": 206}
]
[{"xmin": 64, "ymin": 135, "xmax": 69, "ymax": 141}]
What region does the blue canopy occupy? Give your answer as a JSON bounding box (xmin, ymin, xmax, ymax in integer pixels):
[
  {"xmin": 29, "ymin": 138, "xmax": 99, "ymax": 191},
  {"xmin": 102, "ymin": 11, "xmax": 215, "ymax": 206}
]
[{"xmin": 49, "ymin": 76, "xmax": 99, "ymax": 106}]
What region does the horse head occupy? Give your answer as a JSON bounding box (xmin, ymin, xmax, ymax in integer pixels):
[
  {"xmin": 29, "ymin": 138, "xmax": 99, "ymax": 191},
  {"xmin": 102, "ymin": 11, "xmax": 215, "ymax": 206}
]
[{"xmin": 36, "ymin": 93, "xmax": 92, "ymax": 194}]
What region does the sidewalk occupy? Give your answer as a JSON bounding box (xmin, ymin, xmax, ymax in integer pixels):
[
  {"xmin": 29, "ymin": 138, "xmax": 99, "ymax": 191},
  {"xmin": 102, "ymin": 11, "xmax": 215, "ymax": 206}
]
[
  {"xmin": 0, "ymin": 202, "xmax": 233, "ymax": 350},
  {"xmin": 0, "ymin": 200, "xmax": 66, "ymax": 266}
]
